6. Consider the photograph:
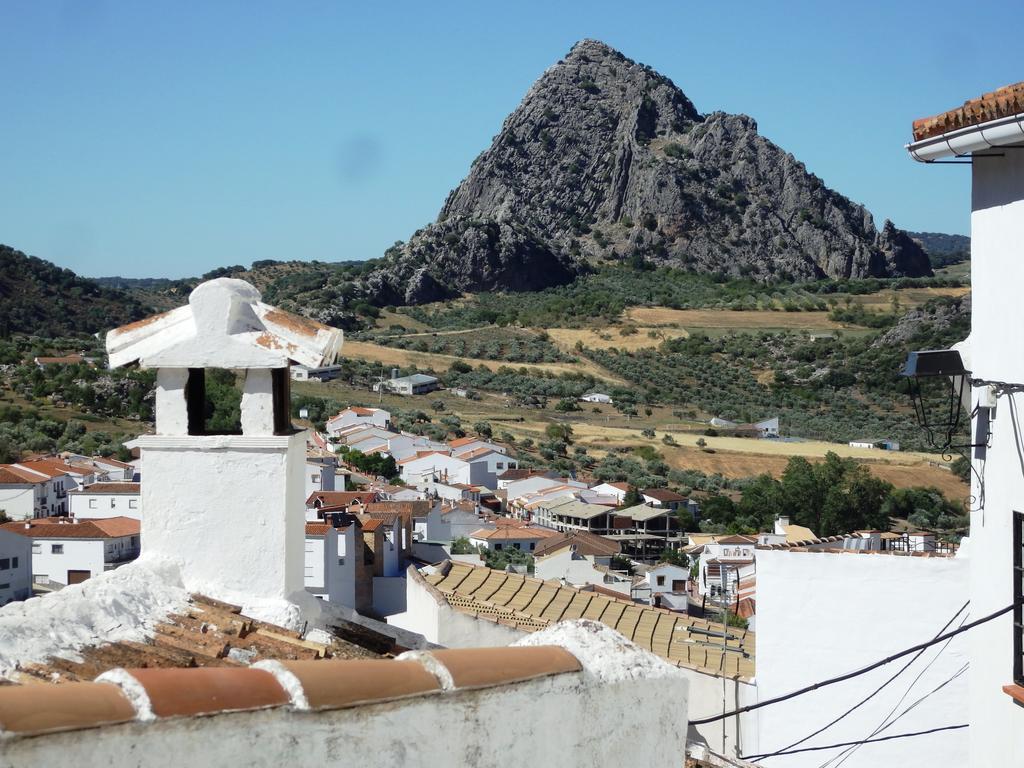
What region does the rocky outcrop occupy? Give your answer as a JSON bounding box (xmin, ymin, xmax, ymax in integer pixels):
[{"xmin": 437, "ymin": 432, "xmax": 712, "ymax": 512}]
[
  {"xmin": 874, "ymin": 293, "xmax": 971, "ymax": 348},
  {"xmin": 368, "ymin": 39, "xmax": 931, "ymax": 301}
]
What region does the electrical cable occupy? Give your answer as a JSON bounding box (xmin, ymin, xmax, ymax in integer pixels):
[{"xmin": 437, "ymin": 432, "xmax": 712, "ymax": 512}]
[
  {"xmin": 689, "ymin": 602, "xmax": 1013, "ymax": 726},
  {"xmin": 737, "ymin": 724, "xmax": 968, "ymax": 759},
  {"xmin": 741, "ymin": 601, "xmax": 968, "ymax": 761},
  {"xmin": 825, "ymin": 625, "xmax": 972, "ymax": 768}
]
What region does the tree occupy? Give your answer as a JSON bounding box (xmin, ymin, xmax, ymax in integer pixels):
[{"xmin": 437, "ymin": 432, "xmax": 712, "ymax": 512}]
[
  {"xmin": 545, "ymin": 422, "xmax": 574, "ymax": 443},
  {"xmin": 473, "ymin": 421, "xmax": 493, "ymax": 439},
  {"xmin": 450, "ymin": 537, "xmax": 474, "ymax": 554},
  {"xmin": 622, "ymin": 485, "xmax": 642, "ymax": 507},
  {"xmin": 431, "ymin": 399, "xmax": 446, "ymax": 412}
]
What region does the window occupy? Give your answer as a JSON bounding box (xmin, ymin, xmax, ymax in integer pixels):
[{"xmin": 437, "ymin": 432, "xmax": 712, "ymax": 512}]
[
  {"xmin": 656, "ymin": 575, "xmax": 665, "ymax": 586},
  {"xmin": 496, "ymin": 462, "xmax": 504, "ymax": 470},
  {"xmin": 0, "ymin": 584, "xmax": 9, "ymax": 591},
  {"xmin": 88, "ymin": 499, "xmax": 97, "ymax": 509},
  {"xmin": 0, "ymin": 559, "xmax": 8, "ymax": 570},
  {"xmin": 1014, "ymin": 511, "xmax": 1024, "ymax": 687},
  {"xmin": 12, "ymin": 558, "xmax": 18, "ymax": 568},
  {"xmin": 494, "ymin": 544, "xmax": 503, "ymax": 551},
  {"xmin": 129, "ymin": 499, "xmax": 137, "ymax": 509},
  {"xmin": 51, "ymin": 544, "xmax": 64, "ymax": 554},
  {"xmin": 529, "ymin": 543, "xmax": 535, "ymax": 550},
  {"xmin": 110, "ymin": 498, "xmax": 116, "ymax": 508},
  {"xmin": 31, "ymin": 543, "xmax": 40, "ymax": 554},
  {"xmin": 337, "ymin": 557, "xmax": 346, "ymax": 566},
  {"xmin": 513, "ymin": 542, "xmax": 521, "ymax": 550}
]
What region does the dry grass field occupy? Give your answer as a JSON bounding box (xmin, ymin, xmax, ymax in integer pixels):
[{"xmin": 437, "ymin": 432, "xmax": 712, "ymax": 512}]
[
  {"xmin": 624, "ymin": 307, "xmax": 846, "ymax": 331},
  {"xmin": 545, "ymin": 326, "xmax": 690, "ymax": 352},
  {"xmin": 845, "ymin": 286, "xmax": 969, "ymax": 311},
  {"xmin": 341, "ymin": 339, "xmax": 626, "ymax": 384}
]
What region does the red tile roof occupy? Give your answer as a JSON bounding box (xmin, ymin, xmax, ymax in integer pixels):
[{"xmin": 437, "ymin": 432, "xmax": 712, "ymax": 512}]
[
  {"xmin": 70, "ymin": 483, "xmax": 140, "ymax": 495},
  {"xmin": 470, "ymin": 526, "xmax": 559, "ymax": 541},
  {"xmin": 641, "ymin": 488, "xmax": 687, "ymax": 503},
  {"xmin": 305, "ymin": 522, "xmax": 331, "ymax": 536},
  {"xmin": 9, "ymin": 460, "xmax": 70, "ymax": 480},
  {"xmin": 0, "ymin": 466, "xmax": 46, "ymax": 484},
  {"xmin": 359, "ymin": 518, "xmax": 384, "ymax": 532},
  {"xmin": 34, "ymin": 354, "xmax": 86, "ymax": 365},
  {"xmin": 306, "ymin": 491, "xmax": 378, "ymax": 508},
  {"xmin": 532, "ymin": 530, "xmax": 622, "ymax": 558},
  {"xmin": 913, "ymin": 81, "xmax": 1024, "ymax": 141},
  {"xmin": 2, "ymin": 516, "xmax": 139, "ymax": 539},
  {"xmin": 448, "ymin": 437, "xmax": 480, "ymax": 448}
]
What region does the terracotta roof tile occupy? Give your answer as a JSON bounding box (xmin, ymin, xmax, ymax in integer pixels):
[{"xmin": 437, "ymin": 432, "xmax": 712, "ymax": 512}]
[
  {"xmin": 1, "ymin": 516, "xmax": 139, "ymax": 539},
  {"xmin": 913, "ymin": 81, "xmax": 1024, "ymax": 141},
  {"xmin": 70, "ymin": 482, "xmax": 140, "ymax": 494}
]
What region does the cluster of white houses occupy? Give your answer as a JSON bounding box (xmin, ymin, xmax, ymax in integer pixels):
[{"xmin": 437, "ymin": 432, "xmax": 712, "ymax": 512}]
[{"xmin": 0, "ymin": 454, "xmax": 141, "ymax": 602}]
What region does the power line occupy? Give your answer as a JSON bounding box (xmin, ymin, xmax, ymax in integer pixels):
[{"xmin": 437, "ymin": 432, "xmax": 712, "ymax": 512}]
[
  {"xmin": 689, "ymin": 602, "xmax": 1013, "ymax": 727},
  {"xmin": 743, "ymin": 601, "xmax": 969, "ymax": 761},
  {"xmin": 740, "ymin": 724, "xmax": 968, "ymax": 758},
  {"xmin": 825, "ymin": 625, "xmax": 971, "ymax": 768}
]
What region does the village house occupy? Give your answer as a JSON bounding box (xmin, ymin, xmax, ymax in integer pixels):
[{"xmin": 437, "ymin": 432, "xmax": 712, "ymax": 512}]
[
  {"xmin": 607, "ymin": 502, "xmax": 686, "ymax": 561},
  {"xmin": 848, "ymin": 437, "xmax": 901, "ymax": 451},
  {"xmin": 425, "ymin": 501, "xmax": 489, "ymax": 543},
  {"xmin": 1, "ymin": 516, "xmax": 140, "ymax": 588},
  {"xmin": 494, "ymin": 467, "xmax": 558, "ymax": 491},
  {"xmin": 532, "ymin": 530, "xmax": 630, "ymax": 595},
  {"xmin": 325, "ymin": 406, "xmax": 391, "ymax": 435},
  {"xmin": 69, "ymin": 482, "xmax": 141, "ymax": 521},
  {"xmin": 373, "ymin": 371, "xmax": 439, "ymax": 396},
  {"xmin": 0, "ymin": 527, "xmax": 32, "ymax": 605},
  {"xmin": 580, "ymin": 392, "xmax": 613, "ymax": 404},
  {"xmin": 640, "ymin": 487, "xmax": 688, "ymax": 510},
  {"xmin": 643, "ymin": 562, "xmax": 691, "ymax": 609},
  {"xmin": 0, "ymin": 461, "xmax": 76, "ymax": 519},
  {"xmin": 468, "ymin": 520, "xmax": 559, "ymax": 553},
  {"xmin": 289, "ymin": 363, "xmax": 343, "ymax": 381},
  {"xmin": 305, "ymin": 453, "xmax": 339, "ymax": 500}
]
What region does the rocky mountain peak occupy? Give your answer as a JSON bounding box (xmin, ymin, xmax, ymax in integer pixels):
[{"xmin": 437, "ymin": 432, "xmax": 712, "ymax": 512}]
[{"xmin": 367, "ymin": 40, "xmax": 931, "ymax": 304}]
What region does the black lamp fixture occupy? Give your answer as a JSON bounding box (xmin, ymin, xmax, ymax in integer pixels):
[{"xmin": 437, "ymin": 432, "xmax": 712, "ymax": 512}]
[{"xmin": 901, "ymin": 349, "xmax": 972, "ymax": 453}]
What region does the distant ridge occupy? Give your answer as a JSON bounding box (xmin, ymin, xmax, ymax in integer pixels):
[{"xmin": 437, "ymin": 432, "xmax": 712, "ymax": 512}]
[{"xmin": 0, "ymin": 245, "xmax": 148, "ymax": 337}]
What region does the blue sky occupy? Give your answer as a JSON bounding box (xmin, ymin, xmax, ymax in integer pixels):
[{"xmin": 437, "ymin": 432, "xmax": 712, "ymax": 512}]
[{"xmin": 0, "ymin": 1, "xmax": 1018, "ymax": 278}]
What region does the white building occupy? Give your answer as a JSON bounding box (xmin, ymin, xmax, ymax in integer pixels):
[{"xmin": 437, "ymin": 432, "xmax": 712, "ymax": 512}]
[
  {"xmin": 304, "ymin": 455, "xmax": 338, "ymax": 500},
  {"xmin": 290, "ymin": 363, "xmax": 343, "ymax": 381},
  {"xmin": 906, "ymin": 82, "xmax": 1024, "ymax": 766},
  {"xmin": 643, "ymin": 562, "xmax": 690, "ymax": 608},
  {"xmin": 399, "ymin": 452, "xmax": 469, "ymax": 487},
  {"xmin": 106, "ymin": 277, "xmax": 343, "ymax": 611},
  {"xmin": 69, "ymin": 482, "xmax": 141, "ymax": 521},
  {"xmin": 0, "ymin": 527, "xmax": 32, "ymax": 605},
  {"xmin": 373, "ymin": 372, "xmax": 439, "ymax": 396},
  {"xmin": 469, "ymin": 524, "xmax": 557, "ymax": 553},
  {"xmin": 580, "ymin": 393, "xmax": 613, "ymax": 404},
  {"xmin": 325, "ymin": 406, "xmax": 391, "ymax": 436},
  {"xmin": 1, "ymin": 516, "xmax": 140, "ymax": 587},
  {"xmin": 848, "ymin": 438, "xmax": 900, "ymax": 451}
]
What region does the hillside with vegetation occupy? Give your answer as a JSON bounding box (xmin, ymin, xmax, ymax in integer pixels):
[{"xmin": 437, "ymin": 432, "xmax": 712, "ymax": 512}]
[{"xmin": 0, "ymin": 245, "xmax": 148, "ymax": 337}]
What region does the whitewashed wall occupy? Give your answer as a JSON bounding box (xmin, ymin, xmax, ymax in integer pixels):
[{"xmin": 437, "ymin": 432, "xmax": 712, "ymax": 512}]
[
  {"xmin": 0, "ymin": 529, "xmax": 31, "ymax": 604},
  {"xmin": 71, "ymin": 491, "xmax": 141, "ymax": 520},
  {"xmin": 29, "ymin": 537, "xmax": 106, "ymax": 585},
  {"xmin": 0, "ymin": 487, "xmax": 36, "ymax": 521},
  {"xmin": 965, "ymin": 147, "xmax": 1024, "ymax": 768},
  {"xmin": 751, "ymin": 550, "xmax": 969, "ymax": 767}
]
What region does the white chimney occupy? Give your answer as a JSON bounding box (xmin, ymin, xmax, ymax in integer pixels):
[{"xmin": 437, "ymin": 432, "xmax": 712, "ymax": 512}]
[
  {"xmin": 106, "ymin": 278, "xmax": 344, "ymax": 610},
  {"xmin": 774, "ymin": 516, "xmax": 790, "ymax": 535}
]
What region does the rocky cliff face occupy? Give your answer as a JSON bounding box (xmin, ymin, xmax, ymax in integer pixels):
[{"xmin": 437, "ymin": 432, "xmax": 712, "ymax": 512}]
[{"xmin": 370, "ymin": 39, "xmax": 931, "ymax": 303}]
